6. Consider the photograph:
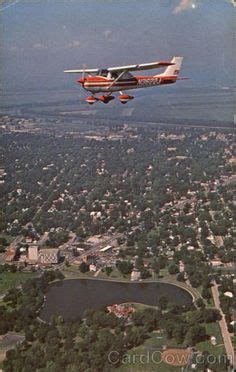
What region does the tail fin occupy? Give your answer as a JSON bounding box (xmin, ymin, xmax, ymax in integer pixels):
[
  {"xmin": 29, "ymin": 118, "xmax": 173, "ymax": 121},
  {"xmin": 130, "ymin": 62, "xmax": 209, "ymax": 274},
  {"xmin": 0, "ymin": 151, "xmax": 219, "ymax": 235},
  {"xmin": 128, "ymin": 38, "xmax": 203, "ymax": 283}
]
[{"xmin": 156, "ymin": 56, "xmax": 183, "ymax": 77}]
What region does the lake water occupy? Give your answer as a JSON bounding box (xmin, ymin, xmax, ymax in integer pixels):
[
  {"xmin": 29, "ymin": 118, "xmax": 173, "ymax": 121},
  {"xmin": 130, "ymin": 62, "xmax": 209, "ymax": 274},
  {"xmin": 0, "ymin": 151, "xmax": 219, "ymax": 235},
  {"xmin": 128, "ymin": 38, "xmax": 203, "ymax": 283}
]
[{"xmin": 40, "ymin": 279, "xmax": 192, "ymax": 321}]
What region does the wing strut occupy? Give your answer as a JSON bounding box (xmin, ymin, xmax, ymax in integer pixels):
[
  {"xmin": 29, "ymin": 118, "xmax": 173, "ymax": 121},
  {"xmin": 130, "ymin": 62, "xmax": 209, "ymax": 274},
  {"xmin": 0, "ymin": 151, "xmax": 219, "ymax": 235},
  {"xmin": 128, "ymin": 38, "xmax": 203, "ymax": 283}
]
[{"xmin": 105, "ymin": 70, "xmax": 128, "ymax": 90}]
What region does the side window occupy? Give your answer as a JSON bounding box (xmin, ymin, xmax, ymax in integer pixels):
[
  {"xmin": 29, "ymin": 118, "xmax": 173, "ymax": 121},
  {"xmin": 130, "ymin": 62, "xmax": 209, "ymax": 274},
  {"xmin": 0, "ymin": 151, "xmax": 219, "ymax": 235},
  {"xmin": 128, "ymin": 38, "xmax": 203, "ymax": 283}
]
[
  {"xmin": 98, "ymin": 69, "xmax": 108, "ymax": 77},
  {"xmin": 122, "ymin": 71, "xmax": 133, "ymax": 80}
]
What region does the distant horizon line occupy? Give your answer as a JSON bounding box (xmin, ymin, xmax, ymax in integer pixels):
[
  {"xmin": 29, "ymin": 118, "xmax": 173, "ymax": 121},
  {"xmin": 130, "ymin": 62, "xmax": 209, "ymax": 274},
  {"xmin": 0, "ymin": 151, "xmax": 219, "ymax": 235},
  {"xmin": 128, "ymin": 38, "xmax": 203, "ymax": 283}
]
[{"xmin": 1, "ymin": 84, "xmax": 235, "ymax": 95}]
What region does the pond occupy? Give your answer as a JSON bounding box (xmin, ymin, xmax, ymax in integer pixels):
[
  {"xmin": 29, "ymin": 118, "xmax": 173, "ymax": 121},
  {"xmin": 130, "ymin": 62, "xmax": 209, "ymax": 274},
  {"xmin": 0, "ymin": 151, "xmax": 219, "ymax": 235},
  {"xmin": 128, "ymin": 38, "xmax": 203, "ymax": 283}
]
[{"xmin": 40, "ymin": 279, "xmax": 192, "ymax": 321}]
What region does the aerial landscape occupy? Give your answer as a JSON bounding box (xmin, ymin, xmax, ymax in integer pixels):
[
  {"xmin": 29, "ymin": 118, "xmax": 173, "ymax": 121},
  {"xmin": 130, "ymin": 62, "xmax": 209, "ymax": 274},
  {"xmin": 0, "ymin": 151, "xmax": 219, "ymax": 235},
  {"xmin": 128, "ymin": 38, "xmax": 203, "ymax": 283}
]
[{"xmin": 0, "ymin": 0, "xmax": 235, "ymax": 371}]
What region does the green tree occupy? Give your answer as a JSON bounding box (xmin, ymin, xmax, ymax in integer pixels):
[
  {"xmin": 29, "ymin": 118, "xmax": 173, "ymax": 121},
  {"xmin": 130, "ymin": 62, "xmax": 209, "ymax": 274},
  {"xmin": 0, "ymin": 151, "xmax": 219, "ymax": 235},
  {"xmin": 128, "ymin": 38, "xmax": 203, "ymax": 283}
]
[
  {"xmin": 158, "ymin": 296, "xmax": 168, "ymax": 310},
  {"xmin": 202, "ymin": 287, "xmax": 212, "ymax": 300},
  {"xmin": 105, "ymin": 266, "xmax": 113, "ymax": 276},
  {"xmin": 168, "ymin": 262, "xmax": 179, "ymax": 275},
  {"xmin": 116, "ymin": 260, "xmax": 133, "ymax": 276},
  {"xmin": 79, "ymin": 262, "xmax": 89, "ymax": 273},
  {"xmin": 195, "ymin": 298, "xmax": 205, "ymax": 309},
  {"xmin": 185, "ymin": 324, "xmax": 206, "ymax": 345}
]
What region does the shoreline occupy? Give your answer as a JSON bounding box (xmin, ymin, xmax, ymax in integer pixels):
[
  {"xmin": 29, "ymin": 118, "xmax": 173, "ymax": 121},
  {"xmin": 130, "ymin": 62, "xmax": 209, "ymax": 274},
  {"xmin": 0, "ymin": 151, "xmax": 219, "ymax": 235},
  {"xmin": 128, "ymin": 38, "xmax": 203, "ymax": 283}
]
[
  {"xmin": 59, "ymin": 275, "xmax": 201, "ymax": 302},
  {"xmin": 38, "ymin": 276, "xmax": 200, "ymax": 323}
]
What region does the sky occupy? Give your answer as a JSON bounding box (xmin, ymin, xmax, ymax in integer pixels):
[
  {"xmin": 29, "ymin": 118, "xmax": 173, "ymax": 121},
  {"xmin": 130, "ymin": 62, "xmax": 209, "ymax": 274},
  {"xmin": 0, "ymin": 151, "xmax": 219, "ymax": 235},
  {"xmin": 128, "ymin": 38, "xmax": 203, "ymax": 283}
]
[{"xmin": 0, "ymin": 0, "xmax": 235, "ymax": 92}]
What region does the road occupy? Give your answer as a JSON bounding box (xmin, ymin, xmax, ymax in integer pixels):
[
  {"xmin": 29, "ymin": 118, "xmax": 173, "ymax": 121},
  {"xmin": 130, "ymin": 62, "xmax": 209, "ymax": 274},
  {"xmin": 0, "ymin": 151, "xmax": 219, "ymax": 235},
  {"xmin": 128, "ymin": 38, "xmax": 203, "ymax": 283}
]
[
  {"xmin": 93, "ymin": 267, "xmax": 102, "ymax": 277},
  {"xmin": 37, "ymin": 232, "xmax": 49, "ymax": 247},
  {"xmin": 211, "ymin": 281, "xmax": 234, "ymax": 367},
  {"xmin": 78, "ymin": 234, "xmax": 121, "ymax": 261}
]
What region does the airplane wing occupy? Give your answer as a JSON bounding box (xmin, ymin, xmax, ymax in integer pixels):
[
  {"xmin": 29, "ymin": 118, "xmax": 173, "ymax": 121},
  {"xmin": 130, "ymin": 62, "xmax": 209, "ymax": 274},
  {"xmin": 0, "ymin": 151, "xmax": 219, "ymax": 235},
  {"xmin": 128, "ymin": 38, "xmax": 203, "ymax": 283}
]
[
  {"xmin": 107, "ymin": 61, "xmax": 174, "ymax": 72},
  {"xmin": 64, "ymin": 68, "xmax": 99, "ymax": 73},
  {"xmin": 64, "ymin": 61, "xmax": 174, "ymax": 74}
]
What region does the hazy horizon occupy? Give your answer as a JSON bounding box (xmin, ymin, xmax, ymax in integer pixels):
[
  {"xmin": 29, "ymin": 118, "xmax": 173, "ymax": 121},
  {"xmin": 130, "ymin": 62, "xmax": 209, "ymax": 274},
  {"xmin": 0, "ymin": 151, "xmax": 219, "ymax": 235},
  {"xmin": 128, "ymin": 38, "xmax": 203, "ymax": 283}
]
[{"xmin": 1, "ymin": 0, "xmax": 235, "ymax": 93}]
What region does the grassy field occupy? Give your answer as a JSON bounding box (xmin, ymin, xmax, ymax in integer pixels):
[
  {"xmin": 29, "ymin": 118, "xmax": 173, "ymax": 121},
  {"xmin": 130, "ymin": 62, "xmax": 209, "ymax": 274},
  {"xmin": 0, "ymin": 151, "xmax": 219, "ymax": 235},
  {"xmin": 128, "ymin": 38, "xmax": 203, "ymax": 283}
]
[
  {"xmin": 0, "ymin": 234, "xmax": 14, "ymax": 244},
  {"xmin": 0, "ymin": 272, "xmax": 38, "ymax": 294},
  {"xmin": 205, "ymin": 322, "xmax": 223, "ymax": 344},
  {"xmin": 62, "ymin": 265, "xmax": 95, "ymax": 279},
  {"xmin": 196, "ymin": 322, "xmax": 225, "ymax": 356},
  {"xmin": 97, "ymin": 268, "xmax": 130, "ymax": 281},
  {"xmin": 116, "ymin": 322, "xmax": 225, "ymax": 372},
  {"xmin": 121, "ymin": 302, "xmax": 158, "ymax": 311},
  {"xmin": 232, "ymin": 336, "xmax": 236, "ymax": 347},
  {"xmin": 196, "ymin": 285, "xmax": 214, "ymax": 308},
  {"xmin": 62, "ymin": 266, "xmax": 132, "ymax": 282},
  {"xmin": 116, "ymin": 332, "xmax": 184, "ymax": 372}
]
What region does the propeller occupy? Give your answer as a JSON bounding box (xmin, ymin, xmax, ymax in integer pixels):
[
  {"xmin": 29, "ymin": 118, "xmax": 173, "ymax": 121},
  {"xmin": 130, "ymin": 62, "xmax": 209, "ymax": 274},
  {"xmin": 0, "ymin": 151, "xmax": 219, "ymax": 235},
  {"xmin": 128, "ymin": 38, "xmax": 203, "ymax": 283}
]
[{"xmin": 82, "ymin": 63, "xmax": 86, "ymax": 81}]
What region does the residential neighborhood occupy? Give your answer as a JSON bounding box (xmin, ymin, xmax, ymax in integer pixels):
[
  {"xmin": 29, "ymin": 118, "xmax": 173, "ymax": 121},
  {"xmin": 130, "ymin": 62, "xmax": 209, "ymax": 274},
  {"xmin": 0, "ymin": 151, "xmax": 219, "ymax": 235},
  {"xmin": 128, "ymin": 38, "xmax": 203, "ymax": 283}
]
[{"xmin": 0, "ymin": 114, "xmax": 234, "ymax": 370}]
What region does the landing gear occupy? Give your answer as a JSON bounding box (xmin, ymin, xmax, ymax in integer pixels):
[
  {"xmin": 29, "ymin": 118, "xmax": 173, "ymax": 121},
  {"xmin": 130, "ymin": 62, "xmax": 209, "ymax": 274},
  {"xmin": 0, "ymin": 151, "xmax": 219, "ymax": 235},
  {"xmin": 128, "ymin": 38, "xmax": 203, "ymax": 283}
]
[
  {"xmin": 117, "ymin": 94, "xmax": 134, "ymax": 104},
  {"xmin": 84, "ymin": 93, "xmax": 134, "ymax": 104},
  {"xmin": 84, "ymin": 94, "xmax": 115, "ymax": 104},
  {"xmin": 97, "ymin": 95, "xmax": 115, "ymax": 104},
  {"xmin": 85, "ymin": 96, "xmax": 97, "ymax": 104}
]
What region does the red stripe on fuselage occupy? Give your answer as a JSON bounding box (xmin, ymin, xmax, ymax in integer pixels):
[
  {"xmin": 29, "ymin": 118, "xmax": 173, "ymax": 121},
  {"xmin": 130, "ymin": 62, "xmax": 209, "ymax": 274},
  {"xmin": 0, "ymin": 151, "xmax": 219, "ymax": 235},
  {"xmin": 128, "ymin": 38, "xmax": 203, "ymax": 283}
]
[{"xmin": 78, "ymin": 75, "xmax": 177, "ymax": 92}]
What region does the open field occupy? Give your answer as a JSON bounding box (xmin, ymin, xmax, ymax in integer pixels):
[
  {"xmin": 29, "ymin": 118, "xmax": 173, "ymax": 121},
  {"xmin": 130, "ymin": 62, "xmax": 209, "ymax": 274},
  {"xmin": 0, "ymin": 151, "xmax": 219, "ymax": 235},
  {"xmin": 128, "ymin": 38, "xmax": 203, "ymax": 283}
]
[
  {"xmin": 116, "ymin": 323, "xmax": 226, "ymax": 372},
  {"xmin": 162, "ymin": 348, "xmax": 192, "ymax": 367},
  {"xmin": 0, "ymin": 272, "xmax": 38, "ymax": 294},
  {"xmin": 0, "ymin": 234, "xmax": 14, "ymax": 244},
  {"xmin": 120, "ymin": 302, "xmax": 158, "ymax": 311},
  {"xmin": 97, "ymin": 268, "xmax": 130, "ymax": 281},
  {"xmin": 197, "ymin": 285, "xmax": 214, "ymax": 308},
  {"xmin": 205, "ymin": 323, "xmax": 223, "ymax": 345},
  {"xmin": 117, "ymin": 332, "xmax": 187, "ymax": 372},
  {"xmin": 62, "ymin": 266, "xmax": 131, "ymax": 281},
  {"xmin": 62, "ymin": 265, "xmax": 97, "ymax": 279},
  {"xmin": 196, "ymin": 322, "xmax": 225, "ymax": 357}
]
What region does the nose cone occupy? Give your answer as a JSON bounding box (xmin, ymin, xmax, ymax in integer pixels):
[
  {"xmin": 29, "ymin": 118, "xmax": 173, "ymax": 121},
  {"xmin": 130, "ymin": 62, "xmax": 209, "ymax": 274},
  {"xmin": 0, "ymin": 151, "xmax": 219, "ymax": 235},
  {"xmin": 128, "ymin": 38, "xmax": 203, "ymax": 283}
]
[{"xmin": 78, "ymin": 78, "xmax": 85, "ymax": 84}]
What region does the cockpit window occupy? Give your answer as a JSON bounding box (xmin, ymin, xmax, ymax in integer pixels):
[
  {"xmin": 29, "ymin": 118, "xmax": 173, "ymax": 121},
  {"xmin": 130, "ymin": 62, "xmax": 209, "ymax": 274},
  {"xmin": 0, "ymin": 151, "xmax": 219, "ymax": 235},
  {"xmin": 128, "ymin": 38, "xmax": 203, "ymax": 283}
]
[
  {"xmin": 111, "ymin": 71, "xmax": 134, "ymax": 80},
  {"xmin": 98, "ymin": 69, "xmax": 108, "ymax": 77},
  {"xmin": 97, "ymin": 70, "xmax": 134, "ymax": 80},
  {"xmin": 111, "ymin": 72, "xmax": 119, "ymax": 79}
]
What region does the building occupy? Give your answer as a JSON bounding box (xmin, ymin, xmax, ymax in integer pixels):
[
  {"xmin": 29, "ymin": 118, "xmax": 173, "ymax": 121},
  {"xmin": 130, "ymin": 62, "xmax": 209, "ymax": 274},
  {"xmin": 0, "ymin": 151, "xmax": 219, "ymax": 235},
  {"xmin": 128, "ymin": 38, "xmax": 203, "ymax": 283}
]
[
  {"xmin": 28, "ymin": 245, "xmax": 39, "ymax": 263},
  {"xmin": 210, "ymin": 336, "xmax": 217, "ymax": 346},
  {"xmin": 39, "ymin": 248, "xmax": 60, "ymax": 264},
  {"xmin": 224, "ymin": 291, "xmax": 233, "ymax": 298},
  {"xmin": 25, "ymin": 237, "xmax": 33, "ymax": 244},
  {"xmin": 107, "ymin": 304, "xmax": 135, "ymax": 318},
  {"xmin": 89, "ymin": 263, "xmax": 97, "ymax": 272},
  {"xmin": 5, "ymin": 244, "xmax": 17, "ymax": 262},
  {"xmin": 19, "ymin": 255, "xmax": 27, "ymax": 263},
  {"xmin": 100, "ymin": 245, "xmax": 112, "ymax": 253},
  {"xmin": 210, "ymin": 258, "xmax": 223, "ymax": 267},
  {"xmin": 131, "ymin": 269, "xmax": 141, "ymax": 281}
]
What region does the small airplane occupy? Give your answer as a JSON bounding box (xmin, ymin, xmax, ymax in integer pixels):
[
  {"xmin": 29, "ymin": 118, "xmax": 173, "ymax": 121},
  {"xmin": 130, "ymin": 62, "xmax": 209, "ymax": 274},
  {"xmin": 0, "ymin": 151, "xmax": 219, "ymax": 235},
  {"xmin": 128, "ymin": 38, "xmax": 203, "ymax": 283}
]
[{"xmin": 64, "ymin": 56, "xmax": 187, "ymax": 104}]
